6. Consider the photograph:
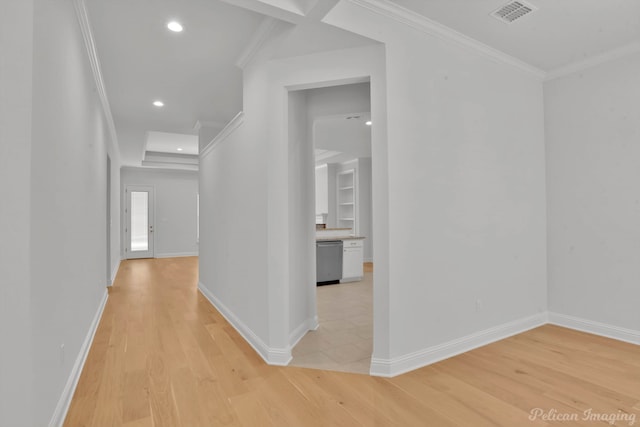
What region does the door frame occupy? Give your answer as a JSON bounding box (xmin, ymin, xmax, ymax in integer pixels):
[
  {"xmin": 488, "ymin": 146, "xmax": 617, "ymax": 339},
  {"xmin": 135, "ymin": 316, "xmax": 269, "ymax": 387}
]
[
  {"xmin": 124, "ymin": 185, "xmax": 155, "ymax": 259},
  {"xmin": 106, "ymin": 155, "xmax": 111, "ymax": 284}
]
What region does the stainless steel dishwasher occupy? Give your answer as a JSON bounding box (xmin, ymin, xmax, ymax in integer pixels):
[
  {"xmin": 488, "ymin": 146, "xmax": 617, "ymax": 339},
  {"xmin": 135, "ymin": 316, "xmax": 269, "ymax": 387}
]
[{"xmin": 316, "ymin": 240, "xmax": 343, "ymax": 285}]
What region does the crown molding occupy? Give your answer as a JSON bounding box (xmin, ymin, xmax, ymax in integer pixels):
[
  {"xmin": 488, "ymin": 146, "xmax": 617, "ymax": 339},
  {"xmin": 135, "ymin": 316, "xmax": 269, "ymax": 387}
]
[
  {"xmin": 200, "ymin": 112, "xmax": 245, "ymax": 158},
  {"xmin": 143, "ymin": 151, "xmax": 199, "ymax": 164},
  {"xmin": 139, "ymin": 161, "xmax": 199, "ymax": 171},
  {"xmin": 73, "ymin": 0, "xmax": 121, "ymax": 163},
  {"xmin": 235, "ymin": 17, "xmax": 283, "ymax": 69},
  {"xmin": 545, "ymin": 41, "xmax": 640, "ymax": 81},
  {"xmin": 122, "ymin": 165, "xmax": 199, "ymax": 173},
  {"xmin": 348, "ymin": 0, "xmax": 546, "ymax": 80},
  {"xmin": 193, "ymin": 119, "xmax": 228, "ymax": 131}
]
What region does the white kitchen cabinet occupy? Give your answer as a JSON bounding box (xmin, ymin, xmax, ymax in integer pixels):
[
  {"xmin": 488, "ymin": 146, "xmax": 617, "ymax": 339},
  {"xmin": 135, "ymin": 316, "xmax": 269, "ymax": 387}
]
[{"xmin": 341, "ymin": 239, "xmax": 364, "ymax": 282}]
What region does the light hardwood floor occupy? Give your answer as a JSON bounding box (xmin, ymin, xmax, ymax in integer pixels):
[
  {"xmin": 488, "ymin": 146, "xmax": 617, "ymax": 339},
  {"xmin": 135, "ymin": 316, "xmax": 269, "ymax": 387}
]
[{"xmin": 65, "ymin": 257, "xmax": 640, "ymax": 426}]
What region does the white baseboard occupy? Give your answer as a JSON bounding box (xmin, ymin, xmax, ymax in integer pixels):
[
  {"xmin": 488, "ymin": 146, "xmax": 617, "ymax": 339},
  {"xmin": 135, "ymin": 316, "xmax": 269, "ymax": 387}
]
[
  {"xmin": 370, "ymin": 312, "xmax": 547, "ymax": 377},
  {"xmin": 108, "ymin": 259, "xmax": 121, "ymax": 286},
  {"xmin": 49, "ymin": 288, "xmax": 108, "ymax": 427},
  {"xmin": 197, "ymin": 282, "xmax": 291, "ymax": 366},
  {"xmin": 548, "ymin": 312, "xmax": 640, "ymax": 345},
  {"xmin": 155, "ymin": 251, "xmax": 199, "ymax": 259}
]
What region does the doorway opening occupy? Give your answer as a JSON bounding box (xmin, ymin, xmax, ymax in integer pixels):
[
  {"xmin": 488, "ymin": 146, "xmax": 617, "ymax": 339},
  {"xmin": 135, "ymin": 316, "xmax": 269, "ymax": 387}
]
[
  {"xmin": 125, "ymin": 185, "xmax": 155, "ymax": 259},
  {"xmin": 288, "ymin": 82, "xmax": 374, "ymax": 374}
]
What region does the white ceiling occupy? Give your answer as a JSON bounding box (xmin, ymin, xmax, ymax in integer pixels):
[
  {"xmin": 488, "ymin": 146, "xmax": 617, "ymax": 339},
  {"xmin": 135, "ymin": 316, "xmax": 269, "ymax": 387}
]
[
  {"xmin": 314, "ymin": 114, "xmax": 372, "ymax": 163},
  {"xmin": 145, "ymin": 132, "xmax": 199, "ymax": 155},
  {"xmin": 388, "ymin": 0, "xmax": 640, "ymax": 72},
  {"xmin": 86, "ymin": 0, "xmax": 640, "ymax": 167},
  {"xmin": 86, "ymin": 0, "xmax": 376, "ymax": 167},
  {"xmin": 86, "ymin": 0, "xmax": 265, "ymax": 165}
]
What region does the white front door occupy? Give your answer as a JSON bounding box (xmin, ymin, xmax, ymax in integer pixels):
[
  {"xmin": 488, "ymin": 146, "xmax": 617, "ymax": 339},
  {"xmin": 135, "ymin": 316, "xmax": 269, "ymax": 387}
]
[{"xmin": 125, "ymin": 185, "xmax": 155, "ymax": 259}]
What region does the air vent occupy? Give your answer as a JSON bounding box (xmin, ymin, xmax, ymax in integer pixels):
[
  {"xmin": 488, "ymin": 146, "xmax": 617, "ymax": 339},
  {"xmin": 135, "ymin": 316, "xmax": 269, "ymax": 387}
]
[{"xmin": 491, "ymin": 1, "xmax": 537, "ymax": 24}]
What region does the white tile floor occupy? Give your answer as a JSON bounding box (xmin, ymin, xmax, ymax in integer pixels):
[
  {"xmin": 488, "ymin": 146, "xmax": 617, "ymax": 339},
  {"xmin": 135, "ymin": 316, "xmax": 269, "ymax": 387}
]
[{"xmin": 290, "ymin": 269, "xmax": 373, "ymax": 374}]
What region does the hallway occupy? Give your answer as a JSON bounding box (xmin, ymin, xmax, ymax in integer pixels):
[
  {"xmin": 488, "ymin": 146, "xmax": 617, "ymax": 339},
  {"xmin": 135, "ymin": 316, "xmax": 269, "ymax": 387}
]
[{"xmin": 65, "ymin": 257, "xmax": 640, "ymax": 426}]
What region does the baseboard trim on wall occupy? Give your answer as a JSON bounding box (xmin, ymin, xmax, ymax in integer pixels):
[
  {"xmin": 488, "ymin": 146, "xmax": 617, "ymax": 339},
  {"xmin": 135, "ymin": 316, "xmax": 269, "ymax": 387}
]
[
  {"xmin": 548, "ymin": 312, "xmax": 640, "ymax": 345},
  {"xmin": 49, "ymin": 288, "xmax": 108, "ymax": 427},
  {"xmin": 369, "ymin": 312, "xmax": 547, "ymax": 378},
  {"xmin": 108, "ymin": 259, "xmax": 121, "ymax": 286},
  {"xmin": 197, "ymin": 282, "xmax": 292, "ymax": 366},
  {"xmin": 155, "ymin": 252, "xmax": 199, "ymax": 259}
]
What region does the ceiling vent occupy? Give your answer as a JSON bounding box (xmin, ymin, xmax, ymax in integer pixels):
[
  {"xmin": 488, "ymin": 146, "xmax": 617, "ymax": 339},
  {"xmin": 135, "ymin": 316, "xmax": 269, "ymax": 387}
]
[{"xmin": 491, "ymin": 1, "xmax": 537, "ymax": 24}]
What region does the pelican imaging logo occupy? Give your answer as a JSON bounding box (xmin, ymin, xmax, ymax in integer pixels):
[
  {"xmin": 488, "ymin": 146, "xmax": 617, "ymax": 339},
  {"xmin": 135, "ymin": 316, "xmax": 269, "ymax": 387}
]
[{"xmin": 528, "ymin": 408, "xmax": 637, "ymax": 425}]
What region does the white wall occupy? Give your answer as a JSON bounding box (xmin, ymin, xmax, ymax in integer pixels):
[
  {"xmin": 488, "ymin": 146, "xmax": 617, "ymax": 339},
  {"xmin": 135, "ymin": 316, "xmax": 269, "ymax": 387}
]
[
  {"xmin": 198, "ymin": 123, "xmax": 224, "ymax": 152},
  {"xmin": 315, "ymin": 164, "xmax": 329, "ymax": 216},
  {"xmin": 201, "ymin": 2, "xmax": 547, "ymax": 375},
  {"xmin": 316, "ymin": 163, "xmax": 338, "ymax": 227},
  {"xmin": 198, "ymin": 110, "xmax": 270, "ymax": 358},
  {"xmin": 199, "ymin": 44, "xmax": 386, "ymax": 364},
  {"xmin": 385, "ymin": 45, "xmax": 546, "ymax": 357},
  {"xmin": 306, "ymin": 82, "xmax": 370, "ymax": 150},
  {"xmin": 267, "ymin": 46, "xmax": 387, "ymax": 359},
  {"xmin": 358, "ymin": 157, "xmax": 373, "ymax": 262},
  {"xmin": 288, "ymin": 90, "xmax": 317, "ymax": 343},
  {"xmin": 306, "ymin": 82, "xmax": 370, "ymax": 120},
  {"xmin": 27, "ymin": 0, "xmax": 117, "ymax": 423},
  {"xmin": 121, "ymin": 168, "xmax": 199, "ymax": 258},
  {"xmin": 0, "ymin": 1, "xmax": 35, "ymax": 425},
  {"xmin": 314, "ymin": 116, "xmax": 372, "ymax": 157},
  {"xmin": 108, "ymin": 149, "xmax": 122, "ymax": 283},
  {"xmin": 545, "ymin": 54, "xmax": 640, "ymax": 334},
  {"xmin": 327, "ymin": 2, "xmax": 547, "ymax": 371}
]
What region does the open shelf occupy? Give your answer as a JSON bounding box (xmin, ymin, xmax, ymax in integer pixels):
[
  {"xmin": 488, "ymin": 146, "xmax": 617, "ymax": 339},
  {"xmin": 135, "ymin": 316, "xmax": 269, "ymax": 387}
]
[{"xmin": 337, "ymin": 169, "xmax": 356, "ymax": 231}]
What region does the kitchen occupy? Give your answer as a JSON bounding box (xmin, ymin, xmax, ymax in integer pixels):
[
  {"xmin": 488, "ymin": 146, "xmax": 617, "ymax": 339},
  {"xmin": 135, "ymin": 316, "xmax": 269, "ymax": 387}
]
[{"xmin": 315, "ymin": 156, "xmax": 371, "ymax": 285}]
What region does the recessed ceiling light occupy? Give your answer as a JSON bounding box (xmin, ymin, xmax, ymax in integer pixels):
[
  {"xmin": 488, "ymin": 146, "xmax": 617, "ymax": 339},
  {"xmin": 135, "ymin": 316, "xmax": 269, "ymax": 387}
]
[
  {"xmin": 365, "ymin": 121, "xmax": 372, "ymax": 126},
  {"xmin": 153, "ymin": 100, "xmax": 164, "ymax": 107},
  {"xmin": 176, "ymin": 148, "xmax": 183, "ymax": 152},
  {"xmin": 167, "ymin": 21, "xmax": 183, "ymax": 32}
]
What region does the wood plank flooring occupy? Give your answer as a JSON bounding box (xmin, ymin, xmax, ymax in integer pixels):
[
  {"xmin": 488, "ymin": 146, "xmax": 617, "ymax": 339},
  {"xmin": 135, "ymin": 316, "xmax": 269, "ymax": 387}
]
[{"xmin": 64, "ymin": 257, "xmax": 640, "ymax": 426}]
